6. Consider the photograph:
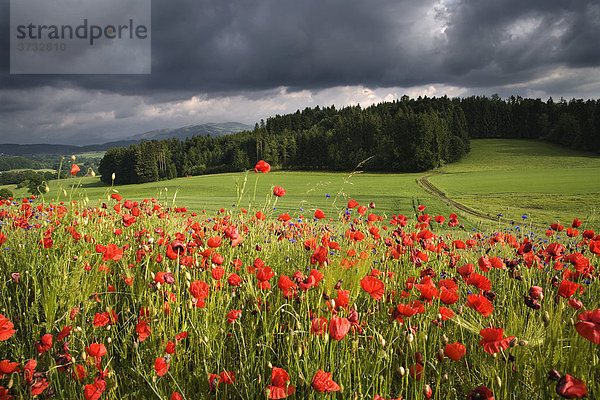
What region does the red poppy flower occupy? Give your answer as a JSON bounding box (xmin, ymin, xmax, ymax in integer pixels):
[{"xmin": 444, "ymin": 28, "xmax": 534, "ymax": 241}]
[
  {"xmin": 0, "ymin": 359, "xmax": 20, "ymax": 378},
  {"xmin": 558, "ymin": 280, "xmax": 584, "ymax": 298},
  {"xmin": 136, "ymin": 318, "xmax": 152, "ymax": 341},
  {"xmin": 440, "ymin": 287, "xmax": 459, "ymax": 305},
  {"xmin": 155, "ymin": 357, "xmax": 169, "ymax": 376},
  {"xmin": 71, "ymin": 164, "xmax": 80, "ymax": 176},
  {"xmin": 189, "ymin": 280, "xmax": 210, "ymax": 299},
  {"xmin": 220, "ymin": 370, "xmax": 236, "ymax": 384},
  {"xmin": 36, "ymin": 334, "xmax": 53, "ymax": 354},
  {"xmin": 439, "ymin": 306, "xmax": 454, "ymax": 320},
  {"xmin": 568, "ymin": 298, "xmax": 583, "ymax": 310},
  {"xmin": 57, "ymin": 325, "xmax": 72, "ymax": 342},
  {"xmin": 0, "ymin": 314, "xmax": 16, "ymax": 341},
  {"xmin": 444, "ymin": 342, "xmax": 466, "ymax": 361},
  {"xmin": 31, "ymin": 378, "xmax": 50, "ymax": 396},
  {"xmin": 86, "ymin": 343, "xmax": 107, "ymax": 358},
  {"xmin": 478, "ymin": 256, "xmax": 492, "ymax": 272},
  {"xmin": 575, "ymin": 309, "xmax": 600, "ymax": 345},
  {"xmin": 84, "ymin": 377, "xmax": 107, "ymax": 400},
  {"xmin": 347, "ymin": 199, "xmax": 359, "ymax": 208},
  {"xmin": 312, "ymin": 370, "xmax": 340, "ymax": 393},
  {"xmin": 458, "ymin": 263, "xmax": 475, "ymax": 278},
  {"xmin": 278, "ymin": 275, "xmax": 297, "ymax": 298},
  {"xmin": 467, "ymin": 386, "xmax": 494, "ymax": 400},
  {"xmin": 254, "ymin": 160, "xmax": 271, "ymax": 173},
  {"xmin": 227, "ymin": 273, "xmax": 242, "ymax": 286},
  {"xmin": 273, "ymin": 186, "xmax": 286, "ymax": 197},
  {"xmin": 207, "ymin": 236, "xmax": 222, "ymax": 248},
  {"xmin": 171, "ymin": 393, "xmax": 184, "ymax": 400},
  {"xmin": 466, "ymin": 295, "xmax": 493, "ymax": 317},
  {"xmin": 311, "ymin": 317, "xmax": 328, "ymax": 335},
  {"xmin": 360, "ymin": 276, "xmax": 385, "ymax": 300},
  {"xmin": 529, "ymin": 286, "xmax": 544, "ymax": 300},
  {"xmin": 556, "ymin": 374, "xmax": 587, "ymax": 398},
  {"xmin": 467, "ymin": 273, "xmax": 492, "ymax": 291},
  {"xmin": 329, "ymin": 315, "xmax": 351, "ymax": 341},
  {"xmin": 226, "ymin": 309, "xmax": 242, "ymax": 324},
  {"xmin": 479, "ymin": 328, "xmax": 515, "ymax": 354},
  {"xmin": 73, "ymin": 364, "xmax": 87, "ymax": 382},
  {"xmin": 314, "ymin": 209, "xmax": 325, "ymax": 220},
  {"xmin": 409, "ymin": 363, "xmax": 423, "ymax": 380},
  {"xmin": 266, "ymin": 367, "xmax": 295, "ymax": 399}
]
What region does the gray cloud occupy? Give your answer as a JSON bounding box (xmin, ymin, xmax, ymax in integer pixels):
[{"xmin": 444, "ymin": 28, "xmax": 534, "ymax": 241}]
[{"xmin": 0, "ymin": 0, "xmax": 599, "ymax": 144}]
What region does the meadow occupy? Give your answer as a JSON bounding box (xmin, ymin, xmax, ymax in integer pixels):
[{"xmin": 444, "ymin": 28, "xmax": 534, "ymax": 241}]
[{"xmin": 0, "ymin": 139, "xmax": 599, "ymax": 399}]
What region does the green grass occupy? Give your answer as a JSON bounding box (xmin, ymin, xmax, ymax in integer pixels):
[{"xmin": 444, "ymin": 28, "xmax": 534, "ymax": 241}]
[
  {"xmin": 2, "ymin": 138, "xmax": 599, "ymax": 228},
  {"xmin": 4, "ymin": 171, "xmax": 459, "ymax": 223},
  {"xmin": 431, "ymin": 139, "xmax": 600, "ymax": 226}
]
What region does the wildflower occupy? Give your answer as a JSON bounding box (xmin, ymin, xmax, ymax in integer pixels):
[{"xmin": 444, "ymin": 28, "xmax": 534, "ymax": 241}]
[
  {"xmin": 466, "ymin": 294, "xmax": 493, "ymax": 317},
  {"xmin": 254, "ymin": 160, "xmax": 271, "ymax": 173},
  {"xmin": 0, "ymin": 315, "xmax": 16, "ymax": 341},
  {"xmin": 329, "ymin": 315, "xmax": 351, "ymax": 341},
  {"xmin": 444, "ymin": 342, "xmax": 466, "ymax": 361},
  {"xmin": 479, "ymin": 328, "xmax": 515, "ymax": 354},
  {"xmin": 155, "ymin": 357, "xmax": 169, "ymax": 376},
  {"xmin": 311, "ymin": 370, "xmax": 340, "ymax": 393},
  {"xmin": 575, "ymin": 309, "xmax": 600, "ymax": 345},
  {"xmin": 273, "ymin": 186, "xmax": 286, "ymax": 197},
  {"xmin": 556, "ymin": 374, "xmax": 587, "ymax": 398},
  {"xmin": 266, "ymin": 367, "xmax": 295, "ymax": 399},
  {"xmin": 467, "ymin": 386, "xmax": 494, "ymax": 400},
  {"xmin": 360, "ymin": 276, "xmax": 385, "ymax": 300}
]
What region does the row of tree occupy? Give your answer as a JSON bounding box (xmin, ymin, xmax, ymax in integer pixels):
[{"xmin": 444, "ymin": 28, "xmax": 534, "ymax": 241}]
[
  {"xmin": 99, "ymin": 98, "xmax": 469, "ymax": 184},
  {"xmin": 98, "ymin": 95, "xmax": 600, "ymax": 185}
]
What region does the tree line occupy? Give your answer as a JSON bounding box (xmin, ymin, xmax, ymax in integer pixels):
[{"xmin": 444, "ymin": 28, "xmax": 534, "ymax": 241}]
[{"xmin": 98, "ymin": 95, "xmax": 600, "ymax": 185}]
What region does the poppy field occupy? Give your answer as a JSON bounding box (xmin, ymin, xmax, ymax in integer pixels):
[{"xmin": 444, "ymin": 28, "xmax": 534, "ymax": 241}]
[{"xmin": 0, "ymin": 155, "xmax": 599, "ymax": 400}]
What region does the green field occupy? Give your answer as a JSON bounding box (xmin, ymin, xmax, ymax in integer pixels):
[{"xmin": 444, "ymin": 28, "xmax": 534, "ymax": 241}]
[
  {"xmin": 430, "ymin": 139, "xmax": 600, "ymax": 226},
  {"xmin": 2, "ymin": 139, "xmax": 599, "ymax": 228}
]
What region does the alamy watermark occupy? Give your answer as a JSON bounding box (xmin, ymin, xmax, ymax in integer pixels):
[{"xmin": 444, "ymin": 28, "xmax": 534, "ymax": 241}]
[{"xmin": 11, "ymin": 0, "xmax": 151, "ymax": 74}]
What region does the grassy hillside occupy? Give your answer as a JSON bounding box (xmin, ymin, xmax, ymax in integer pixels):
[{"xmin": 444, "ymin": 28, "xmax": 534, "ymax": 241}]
[
  {"xmin": 430, "ymin": 139, "xmax": 600, "ymax": 225},
  {"xmin": 2, "ymin": 139, "xmax": 599, "ymax": 228}
]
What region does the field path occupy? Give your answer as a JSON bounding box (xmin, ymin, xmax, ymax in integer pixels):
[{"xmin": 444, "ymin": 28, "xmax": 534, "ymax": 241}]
[{"xmin": 417, "ymin": 172, "xmax": 546, "ymax": 229}]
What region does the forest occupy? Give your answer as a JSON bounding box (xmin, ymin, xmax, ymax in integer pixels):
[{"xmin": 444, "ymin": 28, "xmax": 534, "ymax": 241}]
[{"xmin": 98, "ymin": 95, "xmax": 600, "ymax": 185}]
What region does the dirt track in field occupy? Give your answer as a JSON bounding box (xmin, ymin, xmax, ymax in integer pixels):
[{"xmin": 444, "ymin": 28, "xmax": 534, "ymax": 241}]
[{"xmin": 417, "ymin": 172, "xmax": 546, "ymax": 229}]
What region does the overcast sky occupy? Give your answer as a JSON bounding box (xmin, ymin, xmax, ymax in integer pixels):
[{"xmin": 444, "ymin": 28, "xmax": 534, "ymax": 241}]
[{"xmin": 2, "ymin": 0, "xmax": 600, "ymax": 145}]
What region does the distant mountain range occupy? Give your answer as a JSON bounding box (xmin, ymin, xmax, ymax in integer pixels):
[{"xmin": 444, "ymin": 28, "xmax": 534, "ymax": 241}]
[{"xmin": 0, "ymin": 122, "xmax": 253, "ymax": 157}]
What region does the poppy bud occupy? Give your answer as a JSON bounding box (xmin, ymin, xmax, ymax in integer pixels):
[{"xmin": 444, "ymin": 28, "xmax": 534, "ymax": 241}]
[
  {"xmin": 406, "ymin": 333, "xmax": 414, "ymax": 343},
  {"xmin": 542, "ymin": 311, "xmax": 551, "ymax": 326},
  {"xmin": 423, "ymin": 384, "xmax": 432, "ymax": 398},
  {"xmin": 111, "ymin": 173, "xmax": 116, "ymax": 181},
  {"xmin": 509, "ymin": 337, "xmax": 518, "ymax": 347},
  {"xmin": 496, "ymin": 376, "xmax": 502, "ymax": 387},
  {"xmin": 442, "ymin": 334, "xmax": 449, "ymax": 345},
  {"xmin": 443, "ymin": 373, "xmax": 449, "ymax": 381},
  {"xmin": 436, "ymin": 349, "xmax": 444, "ymax": 362},
  {"xmin": 397, "ymin": 366, "xmax": 405, "ymax": 376},
  {"xmin": 518, "ymin": 340, "xmax": 528, "ymax": 346}
]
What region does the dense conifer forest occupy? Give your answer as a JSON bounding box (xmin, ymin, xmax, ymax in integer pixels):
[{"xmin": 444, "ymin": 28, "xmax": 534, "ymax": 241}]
[{"xmin": 98, "ymin": 95, "xmax": 600, "ymax": 184}]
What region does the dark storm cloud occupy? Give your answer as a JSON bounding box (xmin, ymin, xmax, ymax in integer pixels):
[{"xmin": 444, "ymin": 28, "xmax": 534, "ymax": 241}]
[
  {"xmin": 1, "ymin": 0, "xmax": 599, "ymax": 144},
  {"xmin": 2, "ymin": 0, "xmax": 599, "ymax": 94}
]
